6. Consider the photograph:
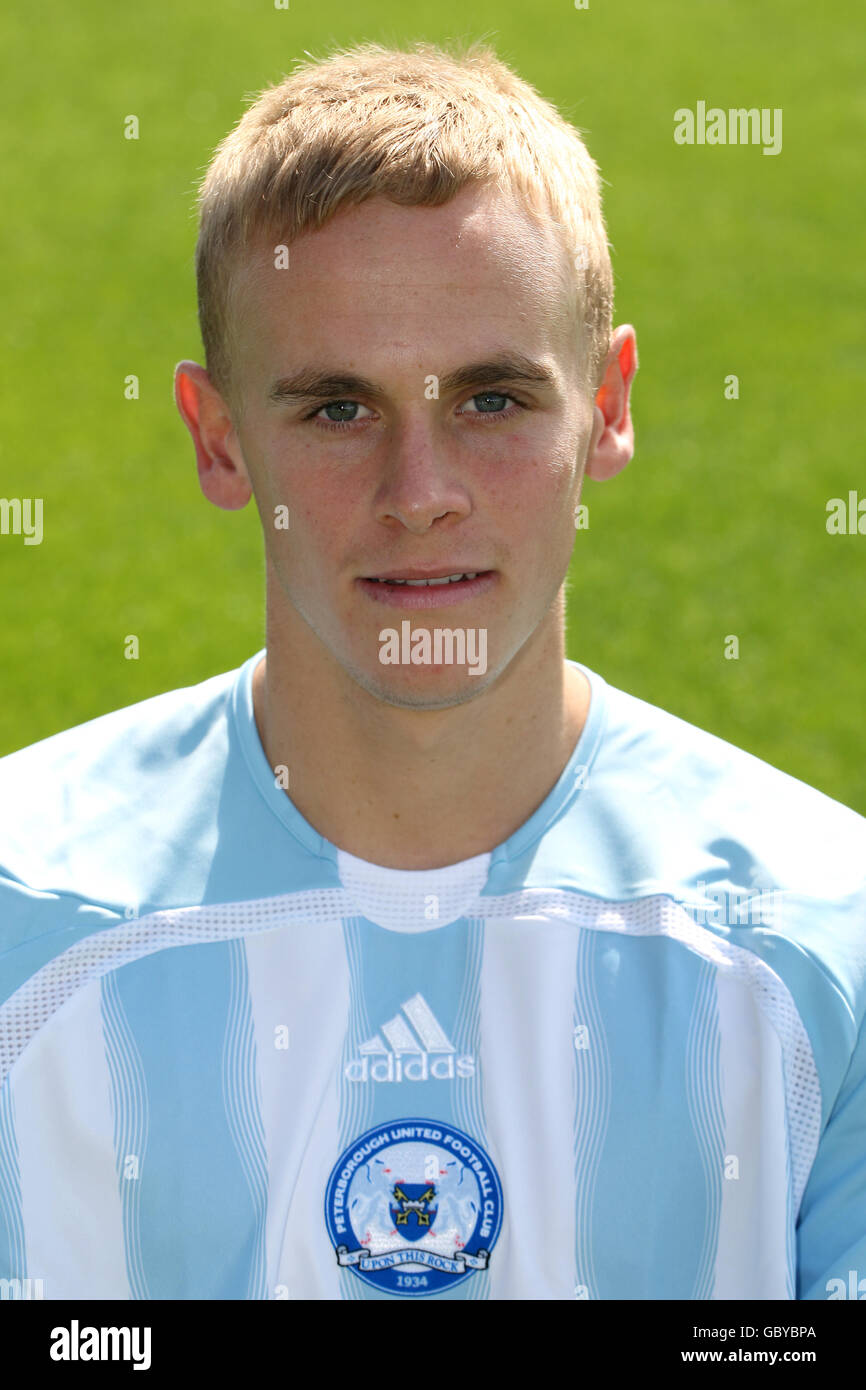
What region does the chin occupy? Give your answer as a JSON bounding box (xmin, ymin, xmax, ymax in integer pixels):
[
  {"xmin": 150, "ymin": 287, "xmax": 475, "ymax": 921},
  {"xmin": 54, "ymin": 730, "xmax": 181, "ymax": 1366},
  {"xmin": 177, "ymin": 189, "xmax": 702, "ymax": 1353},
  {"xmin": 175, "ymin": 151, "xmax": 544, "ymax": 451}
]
[{"xmin": 350, "ymin": 662, "xmax": 497, "ymax": 710}]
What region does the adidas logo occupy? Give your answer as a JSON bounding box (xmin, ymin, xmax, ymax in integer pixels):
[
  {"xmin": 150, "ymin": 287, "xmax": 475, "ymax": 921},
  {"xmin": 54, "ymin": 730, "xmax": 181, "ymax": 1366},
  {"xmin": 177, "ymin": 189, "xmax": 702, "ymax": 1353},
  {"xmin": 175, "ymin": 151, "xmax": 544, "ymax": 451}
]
[{"xmin": 345, "ymin": 993, "xmax": 476, "ymax": 1083}]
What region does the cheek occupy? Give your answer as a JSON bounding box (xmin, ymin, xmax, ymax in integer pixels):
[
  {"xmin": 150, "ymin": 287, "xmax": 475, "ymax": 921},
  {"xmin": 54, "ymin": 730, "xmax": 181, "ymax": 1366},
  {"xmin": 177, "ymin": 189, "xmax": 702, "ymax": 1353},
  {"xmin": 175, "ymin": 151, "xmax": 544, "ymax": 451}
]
[
  {"xmin": 483, "ymin": 436, "xmax": 577, "ymax": 522},
  {"xmin": 252, "ymin": 440, "xmax": 352, "ymax": 559},
  {"xmin": 275, "ymin": 488, "xmax": 351, "ymax": 573},
  {"xmin": 503, "ymin": 445, "xmax": 584, "ymax": 573}
]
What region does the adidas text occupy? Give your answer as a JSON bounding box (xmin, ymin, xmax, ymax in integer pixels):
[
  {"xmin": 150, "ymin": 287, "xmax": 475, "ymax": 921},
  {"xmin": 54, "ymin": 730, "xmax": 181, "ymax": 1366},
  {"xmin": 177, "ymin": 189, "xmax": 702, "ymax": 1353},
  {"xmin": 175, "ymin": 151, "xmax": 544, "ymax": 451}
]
[{"xmin": 345, "ymin": 1052, "xmax": 475, "ymax": 1083}]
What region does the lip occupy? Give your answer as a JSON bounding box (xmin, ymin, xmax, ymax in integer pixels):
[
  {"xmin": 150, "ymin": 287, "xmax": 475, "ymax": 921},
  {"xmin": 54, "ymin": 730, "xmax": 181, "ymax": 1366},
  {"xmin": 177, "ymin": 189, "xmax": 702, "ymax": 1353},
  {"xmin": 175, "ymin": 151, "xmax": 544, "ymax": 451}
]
[{"xmin": 357, "ymin": 570, "xmax": 497, "ymax": 609}]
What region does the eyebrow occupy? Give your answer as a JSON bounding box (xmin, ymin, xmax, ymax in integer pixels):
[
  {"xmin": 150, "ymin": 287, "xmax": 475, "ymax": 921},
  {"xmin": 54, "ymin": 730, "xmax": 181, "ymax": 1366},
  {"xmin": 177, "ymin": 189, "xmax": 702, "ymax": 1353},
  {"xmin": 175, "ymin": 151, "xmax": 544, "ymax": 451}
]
[{"xmin": 265, "ymin": 352, "xmax": 558, "ymax": 406}]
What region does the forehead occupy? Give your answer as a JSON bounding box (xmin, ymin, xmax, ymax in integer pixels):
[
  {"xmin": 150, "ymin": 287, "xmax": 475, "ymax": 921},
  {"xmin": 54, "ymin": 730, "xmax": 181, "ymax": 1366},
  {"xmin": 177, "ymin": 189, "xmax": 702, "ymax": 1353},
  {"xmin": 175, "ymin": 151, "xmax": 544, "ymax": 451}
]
[{"xmin": 228, "ymin": 184, "xmax": 577, "ymax": 368}]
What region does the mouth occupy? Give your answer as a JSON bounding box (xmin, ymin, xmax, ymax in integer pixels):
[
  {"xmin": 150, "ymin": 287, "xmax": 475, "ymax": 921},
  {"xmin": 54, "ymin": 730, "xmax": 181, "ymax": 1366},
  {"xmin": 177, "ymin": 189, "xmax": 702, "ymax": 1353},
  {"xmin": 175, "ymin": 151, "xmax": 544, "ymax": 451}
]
[
  {"xmin": 366, "ymin": 571, "xmax": 480, "ymax": 586},
  {"xmin": 357, "ymin": 569, "xmax": 497, "ymax": 608}
]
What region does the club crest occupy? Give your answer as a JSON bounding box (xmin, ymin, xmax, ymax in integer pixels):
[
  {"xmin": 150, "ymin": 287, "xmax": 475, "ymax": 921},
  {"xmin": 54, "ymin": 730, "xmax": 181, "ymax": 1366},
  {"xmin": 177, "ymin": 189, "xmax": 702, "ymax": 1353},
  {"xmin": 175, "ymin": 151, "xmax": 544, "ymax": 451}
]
[
  {"xmin": 325, "ymin": 1118, "xmax": 503, "ymax": 1296},
  {"xmin": 390, "ymin": 1182, "xmax": 438, "ymax": 1241}
]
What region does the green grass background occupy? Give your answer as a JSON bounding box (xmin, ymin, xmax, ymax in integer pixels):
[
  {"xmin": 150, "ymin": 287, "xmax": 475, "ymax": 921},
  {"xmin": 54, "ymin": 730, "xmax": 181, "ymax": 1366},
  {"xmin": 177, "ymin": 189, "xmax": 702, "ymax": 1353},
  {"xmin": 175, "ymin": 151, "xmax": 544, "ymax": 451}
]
[{"xmin": 1, "ymin": 0, "xmax": 863, "ymax": 813}]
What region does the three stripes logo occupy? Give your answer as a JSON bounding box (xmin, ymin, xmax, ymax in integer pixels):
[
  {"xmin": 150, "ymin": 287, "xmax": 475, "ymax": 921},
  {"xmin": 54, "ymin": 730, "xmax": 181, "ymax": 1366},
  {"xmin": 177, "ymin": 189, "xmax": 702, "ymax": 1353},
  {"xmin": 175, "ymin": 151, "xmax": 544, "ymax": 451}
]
[{"xmin": 345, "ymin": 993, "xmax": 475, "ymax": 1083}]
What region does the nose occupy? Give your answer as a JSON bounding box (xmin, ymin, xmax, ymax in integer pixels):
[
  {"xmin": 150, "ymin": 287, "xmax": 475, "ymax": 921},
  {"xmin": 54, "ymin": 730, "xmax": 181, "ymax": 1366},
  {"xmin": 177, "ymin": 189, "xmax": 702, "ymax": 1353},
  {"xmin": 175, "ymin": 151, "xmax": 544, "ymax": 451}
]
[{"xmin": 373, "ymin": 414, "xmax": 472, "ymax": 533}]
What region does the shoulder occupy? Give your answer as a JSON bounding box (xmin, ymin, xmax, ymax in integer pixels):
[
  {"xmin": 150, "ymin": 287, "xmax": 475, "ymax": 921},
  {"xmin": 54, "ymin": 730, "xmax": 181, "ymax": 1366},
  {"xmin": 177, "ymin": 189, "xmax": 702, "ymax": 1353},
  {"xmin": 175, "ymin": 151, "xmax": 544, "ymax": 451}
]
[
  {"xmin": 0, "ymin": 662, "xmax": 243, "ymax": 898},
  {"xmin": 552, "ymin": 664, "xmax": 866, "ymax": 990},
  {"xmin": 551, "ymin": 668, "xmax": 866, "ymax": 1118},
  {"xmin": 595, "ymin": 674, "xmax": 866, "ymax": 874}
]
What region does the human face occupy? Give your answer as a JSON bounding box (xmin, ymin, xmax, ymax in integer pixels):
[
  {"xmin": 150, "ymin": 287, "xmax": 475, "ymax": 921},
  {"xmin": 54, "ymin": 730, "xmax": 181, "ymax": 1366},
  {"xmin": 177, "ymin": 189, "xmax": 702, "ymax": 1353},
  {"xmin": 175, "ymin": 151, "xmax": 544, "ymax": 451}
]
[{"xmin": 227, "ymin": 183, "xmax": 598, "ymax": 709}]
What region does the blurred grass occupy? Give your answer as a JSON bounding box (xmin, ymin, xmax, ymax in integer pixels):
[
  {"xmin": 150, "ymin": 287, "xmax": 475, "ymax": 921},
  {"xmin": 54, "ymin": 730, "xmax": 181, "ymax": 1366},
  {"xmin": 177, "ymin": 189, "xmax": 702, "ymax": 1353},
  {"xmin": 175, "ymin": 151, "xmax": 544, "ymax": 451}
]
[{"xmin": 0, "ymin": 0, "xmax": 863, "ymax": 812}]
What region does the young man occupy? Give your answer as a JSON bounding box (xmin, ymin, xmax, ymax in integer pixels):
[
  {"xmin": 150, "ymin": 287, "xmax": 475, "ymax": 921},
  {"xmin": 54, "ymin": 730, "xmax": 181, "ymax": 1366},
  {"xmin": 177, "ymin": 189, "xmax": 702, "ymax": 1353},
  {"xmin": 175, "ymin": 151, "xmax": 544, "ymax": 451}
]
[{"xmin": 0, "ymin": 40, "xmax": 864, "ymax": 1303}]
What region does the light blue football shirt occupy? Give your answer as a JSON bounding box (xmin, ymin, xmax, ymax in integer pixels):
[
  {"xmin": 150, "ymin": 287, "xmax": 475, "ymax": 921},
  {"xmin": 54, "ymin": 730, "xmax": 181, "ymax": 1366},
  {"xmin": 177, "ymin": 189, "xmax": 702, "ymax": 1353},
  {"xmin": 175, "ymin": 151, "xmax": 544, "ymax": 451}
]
[{"xmin": 0, "ymin": 650, "xmax": 864, "ymax": 1300}]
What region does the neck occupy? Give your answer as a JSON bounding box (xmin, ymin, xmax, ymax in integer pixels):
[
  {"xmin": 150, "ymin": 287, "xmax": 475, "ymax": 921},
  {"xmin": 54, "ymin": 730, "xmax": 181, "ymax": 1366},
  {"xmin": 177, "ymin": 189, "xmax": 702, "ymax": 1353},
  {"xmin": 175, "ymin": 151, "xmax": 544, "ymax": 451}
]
[{"xmin": 252, "ymin": 587, "xmax": 590, "ymax": 870}]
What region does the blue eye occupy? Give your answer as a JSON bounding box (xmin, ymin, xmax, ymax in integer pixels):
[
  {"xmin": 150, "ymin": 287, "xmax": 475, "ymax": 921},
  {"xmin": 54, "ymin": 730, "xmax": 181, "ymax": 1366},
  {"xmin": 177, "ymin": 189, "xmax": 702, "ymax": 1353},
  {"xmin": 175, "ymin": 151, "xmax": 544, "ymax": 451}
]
[
  {"xmin": 314, "ymin": 400, "xmax": 371, "ymax": 424},
  {"xmin": 464, "ymin": 392, "xmax": 512, "ymax": 413},
  {"xmin": 305, "ymin": 391, "xmax": 526, "ymax": 432}
]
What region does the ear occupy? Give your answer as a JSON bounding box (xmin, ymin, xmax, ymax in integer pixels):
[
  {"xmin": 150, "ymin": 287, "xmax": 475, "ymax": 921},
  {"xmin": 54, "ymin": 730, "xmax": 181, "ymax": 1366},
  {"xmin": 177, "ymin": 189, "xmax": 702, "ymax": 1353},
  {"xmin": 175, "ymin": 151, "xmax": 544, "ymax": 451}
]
[
  {"xmin": 173, "ymin": 360, "xmax": 253, "ymax": 510},
  {"xmin": 584, "ymin": 325, "xmax": 638, "ymax": 481}
]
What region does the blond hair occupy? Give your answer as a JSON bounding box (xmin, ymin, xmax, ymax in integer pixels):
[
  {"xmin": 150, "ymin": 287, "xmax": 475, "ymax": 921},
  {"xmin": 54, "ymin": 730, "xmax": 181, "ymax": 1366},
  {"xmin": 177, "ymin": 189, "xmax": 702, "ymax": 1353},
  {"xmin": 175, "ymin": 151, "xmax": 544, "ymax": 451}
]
[{"xmin": 194, "ymin": 38, "xmax": 614, "ymax": 408}]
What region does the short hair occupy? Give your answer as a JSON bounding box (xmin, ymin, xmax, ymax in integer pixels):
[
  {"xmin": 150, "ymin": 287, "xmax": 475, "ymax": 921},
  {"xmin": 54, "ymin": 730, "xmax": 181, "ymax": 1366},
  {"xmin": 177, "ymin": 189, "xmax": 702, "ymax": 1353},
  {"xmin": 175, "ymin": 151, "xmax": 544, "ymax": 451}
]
[{"xmin": 194, "ymin": 38, "xmax": 614, "ymax": 411}]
